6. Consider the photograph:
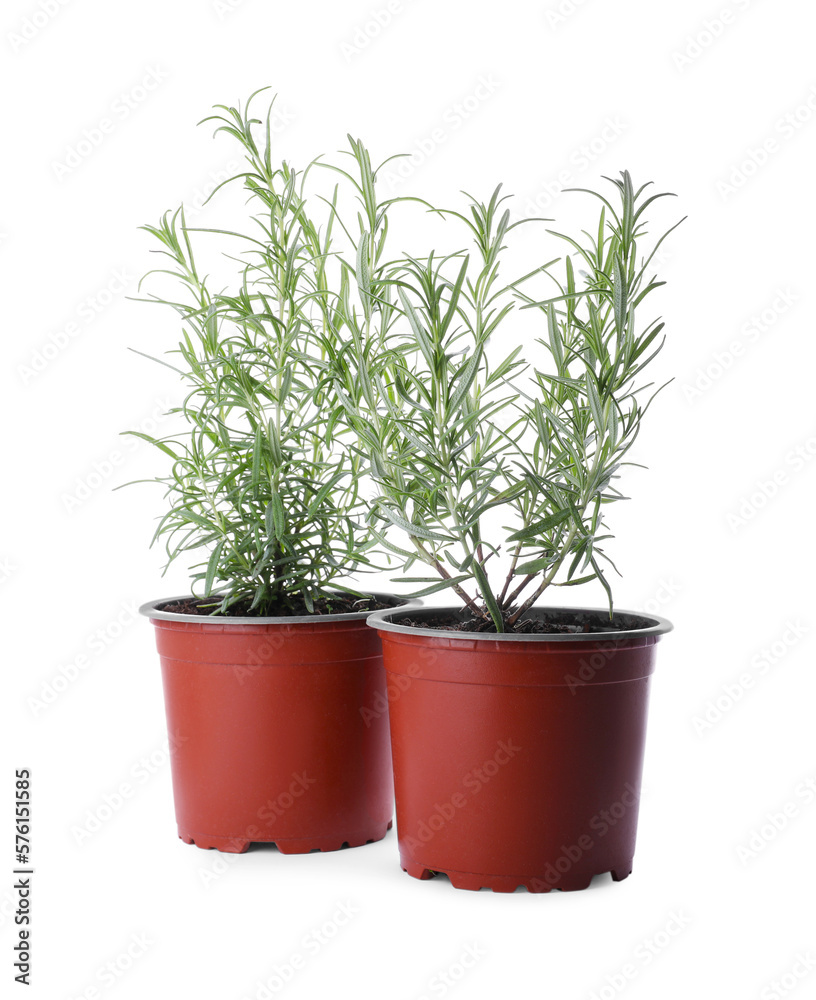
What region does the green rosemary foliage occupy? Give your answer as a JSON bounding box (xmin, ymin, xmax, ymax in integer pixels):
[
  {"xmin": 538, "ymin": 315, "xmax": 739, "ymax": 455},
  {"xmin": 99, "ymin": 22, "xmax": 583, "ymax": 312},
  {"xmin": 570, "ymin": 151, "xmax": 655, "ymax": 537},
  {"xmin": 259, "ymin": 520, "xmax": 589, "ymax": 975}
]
[
  {"xmin": 128, "ymin": 89, "xmax": 681, "ymax": 629},
  {"xmin": 329, "ymin": 168, "xmax": 682, "ymax": 630},
  {"xmin": 127, "ymin": 91, "xmax": 377, "ymax": 614}
]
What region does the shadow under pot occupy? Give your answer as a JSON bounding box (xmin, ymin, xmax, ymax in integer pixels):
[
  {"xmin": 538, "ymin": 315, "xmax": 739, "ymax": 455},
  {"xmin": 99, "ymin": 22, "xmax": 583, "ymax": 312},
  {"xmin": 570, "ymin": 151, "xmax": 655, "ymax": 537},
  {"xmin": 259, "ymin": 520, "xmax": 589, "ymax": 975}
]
[
  {"xmin": 141, "ymin": 593, "xmax": 417, "ymax": 854},
  {"xmin": 368, "ymin": 605, "xmax": 673, "ymax": 893}
]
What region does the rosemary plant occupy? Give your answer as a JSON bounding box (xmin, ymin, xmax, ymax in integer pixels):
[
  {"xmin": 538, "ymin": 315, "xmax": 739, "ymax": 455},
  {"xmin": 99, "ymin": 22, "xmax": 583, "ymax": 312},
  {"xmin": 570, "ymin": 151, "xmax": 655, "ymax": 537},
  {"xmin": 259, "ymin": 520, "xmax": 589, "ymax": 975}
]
[
  {"xmin": 329, "ymin": 167, "xmax": 682, "ymax": 632},
  {"xmin": 128, "ymin": 88, "xmax": 680, "ymax": 628},
  {"xmin": 128, "ymin": 91, "xmax": 379, "ymax": 615}
]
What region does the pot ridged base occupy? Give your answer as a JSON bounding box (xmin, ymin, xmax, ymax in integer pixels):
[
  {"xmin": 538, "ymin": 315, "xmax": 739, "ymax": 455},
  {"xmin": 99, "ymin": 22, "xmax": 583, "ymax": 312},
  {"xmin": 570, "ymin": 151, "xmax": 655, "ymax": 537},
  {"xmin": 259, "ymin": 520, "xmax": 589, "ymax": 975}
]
[
  {"xmin": 399, "ymin": 853, "xmax": 633, "ymax": 893},
  {"xmin": 179, "ymin": 819, "xmax": 393, "ymax": 855}
]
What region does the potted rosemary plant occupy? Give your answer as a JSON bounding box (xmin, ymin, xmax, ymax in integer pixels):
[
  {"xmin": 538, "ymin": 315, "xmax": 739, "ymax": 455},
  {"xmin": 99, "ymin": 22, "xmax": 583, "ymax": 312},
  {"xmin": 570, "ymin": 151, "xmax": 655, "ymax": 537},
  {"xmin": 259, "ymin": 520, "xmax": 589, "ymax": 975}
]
[
  {"xmin": 132, "ymin": 92, "xmax": 416, "ymax": 854},
  {"xmin": 330, "ymin": 170, "xmax": 682, "ymax": 891}
]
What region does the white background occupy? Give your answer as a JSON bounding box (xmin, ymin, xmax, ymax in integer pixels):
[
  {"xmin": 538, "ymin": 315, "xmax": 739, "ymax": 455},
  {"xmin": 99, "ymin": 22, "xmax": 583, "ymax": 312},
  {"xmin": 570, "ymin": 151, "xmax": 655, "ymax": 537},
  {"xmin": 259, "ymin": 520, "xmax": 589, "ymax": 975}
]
[{"xmin": 4, "ymin": 0, "xmax": 816, "ymax": 997}]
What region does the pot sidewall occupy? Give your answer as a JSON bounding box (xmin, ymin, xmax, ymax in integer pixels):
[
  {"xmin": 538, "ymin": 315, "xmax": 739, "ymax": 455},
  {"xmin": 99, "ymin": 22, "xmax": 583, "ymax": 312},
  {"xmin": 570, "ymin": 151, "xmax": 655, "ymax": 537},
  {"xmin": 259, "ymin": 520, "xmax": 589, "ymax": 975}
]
[
  {"xmin": 378, "ymin": 621, "xmax": 663, "ymax": 890},
  {"xmin": 149, "ymin": 610, "xmax": 399, "ymax": 850}
]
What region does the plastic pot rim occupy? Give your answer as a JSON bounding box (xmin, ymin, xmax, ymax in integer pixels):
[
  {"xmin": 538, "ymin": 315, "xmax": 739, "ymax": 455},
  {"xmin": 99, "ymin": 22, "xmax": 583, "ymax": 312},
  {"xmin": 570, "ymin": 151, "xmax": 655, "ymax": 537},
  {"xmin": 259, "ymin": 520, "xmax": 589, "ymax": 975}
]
[
  {"xmin": 140, "ymin": 591, "xmax": 420, "ymax": 626},
  {"xmin": 366, "ymin": 604, "xmax": 673, "ymax": 643}
]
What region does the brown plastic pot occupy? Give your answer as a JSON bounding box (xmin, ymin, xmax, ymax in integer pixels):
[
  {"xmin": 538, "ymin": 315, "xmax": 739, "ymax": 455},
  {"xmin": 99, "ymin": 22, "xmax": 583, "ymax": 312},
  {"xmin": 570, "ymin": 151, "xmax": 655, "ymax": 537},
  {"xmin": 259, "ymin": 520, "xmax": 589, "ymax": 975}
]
[
  {"xmin": 141, "ymin": 593, "xmax": 417, "ymax": 854},
  {"xmin": 368, "ymin": 605, "xmax": 672, "ymax": 893}
]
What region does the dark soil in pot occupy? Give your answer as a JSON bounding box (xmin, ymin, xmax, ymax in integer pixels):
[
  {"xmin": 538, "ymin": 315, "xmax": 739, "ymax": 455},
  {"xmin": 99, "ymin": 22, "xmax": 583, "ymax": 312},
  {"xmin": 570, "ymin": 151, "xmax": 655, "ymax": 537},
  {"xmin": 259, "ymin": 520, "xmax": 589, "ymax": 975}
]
[
  {"xmin": 397, "ymin": 608, "xmax": 655, "ymax": 635},
  {"xmin": 159, "ymin": 592, "xmax": 401, "ymax": 618}
]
